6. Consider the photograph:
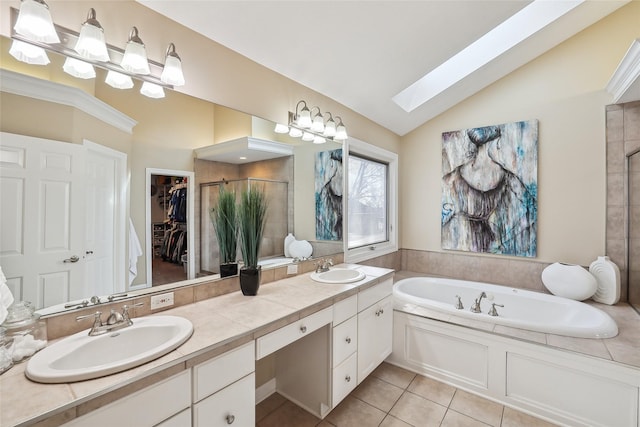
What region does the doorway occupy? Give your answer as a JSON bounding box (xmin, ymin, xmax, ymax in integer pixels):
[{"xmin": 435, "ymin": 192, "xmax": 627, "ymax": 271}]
[{"xmin": 145, "ymin": 168, "xmax": 195, "ymax": 286}]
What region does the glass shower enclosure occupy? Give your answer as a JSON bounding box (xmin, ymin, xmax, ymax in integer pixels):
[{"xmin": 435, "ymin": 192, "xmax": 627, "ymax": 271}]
[{"xmin": 200, "ymin": 178, "xmax": 289, "ymax": 275}]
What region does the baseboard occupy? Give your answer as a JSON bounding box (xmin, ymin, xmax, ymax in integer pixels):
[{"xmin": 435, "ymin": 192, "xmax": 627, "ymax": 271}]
[{"xmin": 255, "ymin": 378, "xmax": 276, "ymax": 404}]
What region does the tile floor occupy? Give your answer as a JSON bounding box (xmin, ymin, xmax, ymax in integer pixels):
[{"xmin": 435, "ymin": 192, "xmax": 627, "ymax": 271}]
[{"xmin": 256, "ymin": 362, "xmax": 557, "ymax": 427}]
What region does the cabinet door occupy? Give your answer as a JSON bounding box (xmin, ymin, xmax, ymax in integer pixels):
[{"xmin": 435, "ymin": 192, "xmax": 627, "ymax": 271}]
[
  {"xmin": 193, "ymin": 373, "xmax": 255, "ymax": 427},
  {"xmin": 357, "ymin": 295, "xmax": 393, "ymax": 384}
]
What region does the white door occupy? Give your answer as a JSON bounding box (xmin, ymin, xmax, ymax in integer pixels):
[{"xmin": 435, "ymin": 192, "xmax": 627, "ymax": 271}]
[
  {"xmin": 0, "ymin": 132, "xmax": 85, "ymax": 309},
  {"xmin": 84, "ymin": 141, "xmax": 126, "ymax": 297}
]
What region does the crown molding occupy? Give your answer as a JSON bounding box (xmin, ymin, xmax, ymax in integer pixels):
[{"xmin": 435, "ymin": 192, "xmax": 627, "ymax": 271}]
[
  {"xmin": 606, "ymin": 38, "xmax": 640, "ymax": 104},
  {"xmin": 0, "ymin": 69, "xmax": 137, "ymax": 134}
]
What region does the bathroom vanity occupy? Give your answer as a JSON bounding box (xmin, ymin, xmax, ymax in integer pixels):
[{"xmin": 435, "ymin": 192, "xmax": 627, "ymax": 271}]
[{"xmin": 0, "ymin": 264, "xmax": 394, "ymax": 427}]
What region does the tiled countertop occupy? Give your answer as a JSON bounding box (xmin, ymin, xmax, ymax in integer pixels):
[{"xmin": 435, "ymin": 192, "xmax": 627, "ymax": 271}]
[
  {"xmin": 0, "ymin": 264, "xmax": 394, "ymax": 427},
  {"xmin": 394, "ymin": 270, "xmax": 640, "ymax": 370}
]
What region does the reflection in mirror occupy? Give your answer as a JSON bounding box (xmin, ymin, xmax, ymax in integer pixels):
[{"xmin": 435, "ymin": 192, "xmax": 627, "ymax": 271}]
[{"xmin": 0, "ymin": 36, "xmax": 344, "ymax": 316}]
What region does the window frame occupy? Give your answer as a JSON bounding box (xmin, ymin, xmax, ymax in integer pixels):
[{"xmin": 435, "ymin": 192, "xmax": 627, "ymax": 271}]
[{"xmin": 344, "ymin": 137, "xmax": 398, "ymax": 263}]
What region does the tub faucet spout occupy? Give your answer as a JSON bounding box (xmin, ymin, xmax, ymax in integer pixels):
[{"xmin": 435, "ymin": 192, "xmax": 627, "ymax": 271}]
[{"xmin": 470, "ymin": 292, "xmax": 487, "ymax": 313}]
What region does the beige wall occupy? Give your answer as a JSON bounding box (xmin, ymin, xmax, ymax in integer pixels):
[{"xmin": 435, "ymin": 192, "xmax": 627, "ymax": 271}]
[{"xmin": 399, "ymin": 1, "xmax": 640, "ymax": 266}]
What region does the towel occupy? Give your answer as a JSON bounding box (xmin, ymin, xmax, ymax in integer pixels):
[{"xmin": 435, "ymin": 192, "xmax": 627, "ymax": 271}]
[
  {"xmin": 129, "ymin": 219, "xmax": 143, "ymax": 285},
  {"xmin": 0, "ymin": 266, "xmax": 15, "ymax": 325}
]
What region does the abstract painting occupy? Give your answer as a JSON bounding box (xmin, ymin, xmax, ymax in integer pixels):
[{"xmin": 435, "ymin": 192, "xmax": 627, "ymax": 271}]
[
  {"xmin": 441, "ymin": 120, "xmax": 538, "ymax": 257},
  {"xmin": 315, "ymin": 148, "xmax": 343, "ymax": 241}
]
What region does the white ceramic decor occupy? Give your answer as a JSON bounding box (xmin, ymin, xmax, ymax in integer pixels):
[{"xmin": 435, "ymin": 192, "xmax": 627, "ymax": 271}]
[
  {"xmin": 541, "ymin": 262, "xmax": 597, "ymax": 301},
  {"xmin": 288, "ymin": 239, "xmax": 313, "ymax": 260},
  {"xmin": 284, "ymin": 233, "xmax": 295, "ymax": 258},
  {"xmin": 589, "ymin": 256, "xmax": 620, "ymax": 305}
]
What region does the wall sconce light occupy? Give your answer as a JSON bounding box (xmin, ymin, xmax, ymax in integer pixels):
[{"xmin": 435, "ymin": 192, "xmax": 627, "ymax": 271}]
[
  {"xmin": 8, "ymin": 5, "xmax": 185, "ymax": 99},
  {"xmin": 274, "ymin": 100, "xmax": 348, "ymax": 143}
]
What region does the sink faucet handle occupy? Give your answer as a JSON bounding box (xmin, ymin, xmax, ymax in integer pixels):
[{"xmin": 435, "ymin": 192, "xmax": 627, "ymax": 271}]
[
  {"xmin": 488, "ymin": 303, "xmax": 504, "ymax": 317},
  {"xmin": 122, "ymin": 302, "xmax": 144, "ymax": 325},
  {"xmin": 454, "ymin": 295, "xmax": 464, "ymax": 310},
  {"xmin": 76, "ymin": 311, "xmax": 103, "ymax": 335}
]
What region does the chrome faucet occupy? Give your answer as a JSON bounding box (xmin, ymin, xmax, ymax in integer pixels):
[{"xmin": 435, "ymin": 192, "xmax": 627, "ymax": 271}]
[
  {"xmin": 76, "ymin": 303, "xmax": 144, "ymax": 336},
  {"xmin": 315, "ymin": 258, "xmax": 334, "ymax": 273},
  {"xmin": 470, "ymin": 292, "xmax": 487, "ymax": 313}
]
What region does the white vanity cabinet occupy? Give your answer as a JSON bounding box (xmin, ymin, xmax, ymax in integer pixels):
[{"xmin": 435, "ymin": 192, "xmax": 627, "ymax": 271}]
[
  {"xmin": 332, "ymin": 295, "xmax": 358, "ymax": 407},
  {"xmin": 192, "ymin": 341, "xmax": 255, "ymax": 427},
  {"xmin": 63, "ymin": 370, "xmax": 191, "ymax": 427},
  {"xmin": 357, "ymin": 278, "xmax": 393, "ymax": 384}
]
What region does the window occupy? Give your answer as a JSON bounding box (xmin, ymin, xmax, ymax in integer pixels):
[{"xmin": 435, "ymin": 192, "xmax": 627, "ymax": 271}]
[{"xmin": 346, "ymin": 138, "xmax": 398, "ymax": 262}]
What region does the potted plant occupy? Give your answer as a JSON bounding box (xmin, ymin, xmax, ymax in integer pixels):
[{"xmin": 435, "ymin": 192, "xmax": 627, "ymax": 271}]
[
  {"xmin": 238, "ymin": 185, "xmax": 268, "ymax": 295},
  {"xmin": 209, "ymin": 186, "xmax": 238, "ymax": 278}
]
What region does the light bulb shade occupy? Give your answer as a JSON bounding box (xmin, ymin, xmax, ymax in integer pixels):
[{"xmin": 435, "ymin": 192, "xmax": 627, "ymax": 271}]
[
  {"xmin": 121, "ymin": 27, "xmax": 150, "ymax": 75},
  {"xmin": 302, "ymin": 131, "xmax": 314, "ymax": 142},
  {"xmin": 63, "ymin": 57, "xmax": 95, "ymax": 79},
  {"xmin": 311, "ymin": 114, "xmax": 325, "ymax": 133},
  {"xmin": 9, "ymin": 39, "xmax": 49, "ymax": 65},
  {"xmin": 74, "ymin": 9, "xmax": 109, "ymax": 62},
  {"xmin": 323, "ymin": 120, "xmax": 336, "ymax": 137},
  {"xmin": 288, "ymin": 127, "xmax": 303, "ymax": 138},
  {"xmin": 161, "ymin": 43, "xmax": 185, "ymax": 86},
  {"xmin": 313, "ymin": 136, "xmax": 326, "ymax": 144},
  {"xmin": 140, "ymin": 81, "xmax": 165, "ymax": 98},
  {"xmin": 274, "ymin": 123, "xmax": 289, "ymax": 134},
  {"xmin": 105, "ymin": 70, "xmax": 134, "ymax": 89},
  {"xmin": 335, "ymin": 124, "xmax": 348, "ymax": 141},
  {"xmin": 14, "ymin": 0, "xmax": 60, "ymax": 43},
  {"xmin": 297, "ymin": 109, "xmax": 311, "ymax": 128}
]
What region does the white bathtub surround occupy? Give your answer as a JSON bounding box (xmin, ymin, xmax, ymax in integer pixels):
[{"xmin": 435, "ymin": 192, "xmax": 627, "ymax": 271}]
[
  {"xmin": 541, "ymin": 262, "xmax": 597, "ymax": 301},
  {"xmin": 393, "ymin": 277, "xmax": 617, "ymax": 339},
  {"xmin": 589, "ymin": 256, "xmax": 621, "ymax": 305}
]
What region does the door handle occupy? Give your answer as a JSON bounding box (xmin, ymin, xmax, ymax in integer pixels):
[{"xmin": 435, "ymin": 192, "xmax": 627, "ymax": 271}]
[{"xmin": 63, "ymin": 255, "xmax": 80, "ymax": 263}]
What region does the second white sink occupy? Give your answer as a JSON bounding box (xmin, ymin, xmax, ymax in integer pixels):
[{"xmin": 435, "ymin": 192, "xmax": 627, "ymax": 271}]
[
  {"xmin": 26, "ymin": 315, "xmax": 193, "ymax": 383},
  {"xmin": 310, "ymin": 268, "xmax": 366, "ymax": 284}
]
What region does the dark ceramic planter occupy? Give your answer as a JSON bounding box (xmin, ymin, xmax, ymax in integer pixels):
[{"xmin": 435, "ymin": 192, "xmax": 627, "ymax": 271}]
[
  {"xmin": 239, "ymin": 266, "xmax": 261, "ymax": 296},
  {"xmin": 219, "ymin": 263, "xmax": 238, "ymax": 278}
]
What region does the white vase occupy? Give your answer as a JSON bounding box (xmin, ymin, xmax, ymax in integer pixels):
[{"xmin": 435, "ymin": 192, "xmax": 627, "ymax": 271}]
[
  {"xmin": 541, "ymin": 262, "xmax": 597, "ymax": 301},
  {"xmin": 284, "ymin": 233, "xmax": 295, "ymax": 258},
  {"xmin": 589, "ymin": 256, "xmax": 620, "ymax": 305}
]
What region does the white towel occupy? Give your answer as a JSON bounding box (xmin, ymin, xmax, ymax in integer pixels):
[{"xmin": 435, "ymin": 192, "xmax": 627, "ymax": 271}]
[
  {"xmin": 0, "ymin": 266, "xmax": 15, "ymax": 325},
  {"xmin": 129, "ymin": 219, "xmax": 143, "ymax": 285}
]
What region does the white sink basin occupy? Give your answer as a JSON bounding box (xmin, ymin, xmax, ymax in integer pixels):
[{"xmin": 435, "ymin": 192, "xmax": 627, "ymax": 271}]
[
  {"xmin": 310, "ymin": 268, "xmax": 366, "ymax": 284},
  {"xmin": 26, "ymin": 315, "xmax": 193, "ymax": 383}
]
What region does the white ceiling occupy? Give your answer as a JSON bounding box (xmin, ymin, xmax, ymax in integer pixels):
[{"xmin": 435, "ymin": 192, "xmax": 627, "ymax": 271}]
[{"xmin": 139, "ymin": 1, "xmax": 629, "ymax": 136}]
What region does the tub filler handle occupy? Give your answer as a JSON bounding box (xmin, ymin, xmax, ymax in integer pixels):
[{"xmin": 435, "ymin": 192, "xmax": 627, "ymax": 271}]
[
  {"xmin": 454, "ymin": 295, "xmax": 464, "ymax": 310},
  {"xmin": 488, "ymin": 303, "xmax": 504, "ymax": 317}
]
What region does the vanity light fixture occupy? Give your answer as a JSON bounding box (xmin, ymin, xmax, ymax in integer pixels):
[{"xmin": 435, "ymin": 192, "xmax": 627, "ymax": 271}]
[
  {"xmin": 274, "ymin": 100, "xmax": 348, "ymax": 143},
  {"xmin": 74, "ymin": 8, "xmax": 109, "ymax": 62},
  {"xmin": 121, "ymin": 27, "xmax": 150, "ymax": 75},
  {"xmin": 7, "ymin": 6, "xmax": 185, "ymax": 99}
]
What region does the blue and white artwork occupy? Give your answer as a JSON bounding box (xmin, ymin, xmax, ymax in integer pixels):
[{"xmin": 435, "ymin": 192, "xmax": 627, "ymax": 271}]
[
  {"xmin": 441, "ymin": 120, "xmax": 538, "ymax": 257},
  {"xmin": 315, "ymin": 149, "xmax": 343, "ymax": 241}
]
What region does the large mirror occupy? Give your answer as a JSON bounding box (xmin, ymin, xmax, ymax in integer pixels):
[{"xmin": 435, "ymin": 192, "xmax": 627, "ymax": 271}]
[{"xmin": 0, "ymin": 36, "xmax": 344, "ymax": 314}]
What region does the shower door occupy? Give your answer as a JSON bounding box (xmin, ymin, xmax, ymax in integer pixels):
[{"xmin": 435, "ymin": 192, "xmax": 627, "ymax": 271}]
[{"xmin": 629, "ymin": 151, "xmax": 640, "ymax": 312}]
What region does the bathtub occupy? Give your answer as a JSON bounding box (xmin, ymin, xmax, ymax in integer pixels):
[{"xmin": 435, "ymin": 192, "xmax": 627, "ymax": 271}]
[{"xmin": 393, "ymin": 277, "xmax": 618, "ymax": 339}]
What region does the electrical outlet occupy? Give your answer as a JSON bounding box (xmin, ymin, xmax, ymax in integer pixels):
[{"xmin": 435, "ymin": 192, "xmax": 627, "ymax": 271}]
[
  {"xmin": 287, "ymin": 264, "xmax": 298, "ymax": 275},
  {"xmin": 150, "ymin": 292, "xmax": 174, "ymax": 310}
]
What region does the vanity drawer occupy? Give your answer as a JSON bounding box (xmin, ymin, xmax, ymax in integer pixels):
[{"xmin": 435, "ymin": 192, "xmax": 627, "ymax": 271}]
[
  {"xmin": 358, "ymin": 278, "xmax": 393, "ymax": 312},
  {"xmin": 256, "ymin": 306, "xmax": 332, "ymax": 359},
  {"xmin": 332, "ymin": 315, "xmax": 357, "ymax": 367},
  {"xmin": 193, "ymin": 341, "xmax": 255, "ymax": 403},
  {"xmin": 193, "ymin": 372, "xmax": 255, "ymax": 427},
  {"xmin": 332, "ymin": 352, "xmax": 357, "ymax": 408},
  {"xmin": 333, "ymin": 294, "xmax": 357, "ymax": 325}
]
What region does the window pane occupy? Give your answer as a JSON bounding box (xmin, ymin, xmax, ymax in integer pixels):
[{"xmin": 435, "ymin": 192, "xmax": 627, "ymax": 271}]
[{"xmin": 348, "ymin": 155, "xmax": 388, "ymax": 249}]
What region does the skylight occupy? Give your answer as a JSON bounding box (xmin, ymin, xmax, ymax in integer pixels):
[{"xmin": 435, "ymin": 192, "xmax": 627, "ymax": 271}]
[{"xmin": 392, "ymin": 0, "xmax": 585, "ymax": 113}]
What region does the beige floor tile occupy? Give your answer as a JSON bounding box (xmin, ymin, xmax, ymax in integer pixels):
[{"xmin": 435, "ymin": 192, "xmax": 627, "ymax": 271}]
[
  {"xmin": 449, "ymin": 390, "xmax": 503, "ymax": 427},
  {"xmin": 379, "ymin": 415, "xmax": 413, "ymax": 427},
  {"xmin": 256, "ymin": 393, "xmax": 287, "ymax": 422},
  {"xmin": 389, "ymin": 391, "xmax": 447, "ymax": 426},
  {"xmin": 408, "ymin": 374, "xmax": 456, "ymax": 407},
  {"xmin": 257, "ymin": 400, "xmax": 320, "ymax": 427},
  {"xmin": 317, "ymin": 421, "xmax": 336, "ymax": 427},
  {"xmin": 441, "ymin": 409, "xmax": 492, "ymax": 426},
  {"xmin": 501, "ymin": 406, "xmax": 558, "ymax": 427},
  {"xmin": 325, "ymin": 396, "xmax": 386, "ymax": 427},
  {"xmin": 352, "ymin": 375, "xmax": 404, "ymax": 412},
  {"xmin": 371, "ymin": 362, "xmax": 416, "ymax": 389}
]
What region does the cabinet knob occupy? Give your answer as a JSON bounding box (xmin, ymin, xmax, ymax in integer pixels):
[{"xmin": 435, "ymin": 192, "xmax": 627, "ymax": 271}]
[
  {"xmin": 376, "ymin": 308, "xmax": 384, "ymax": 316},
  {"xmin": 345, "ymin": 337, "xmax": 351, "ymax": 344},
  {"xmin": 345, "ymin": 375, "xmax": 351, "ymax": 382},
  {"xmin": 300, "ymin": 325, "xmax": 307, "ymax": 333},
  {"xmin": 226, "ymin": 414, "xmax": 235, "ymax": 424}
]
